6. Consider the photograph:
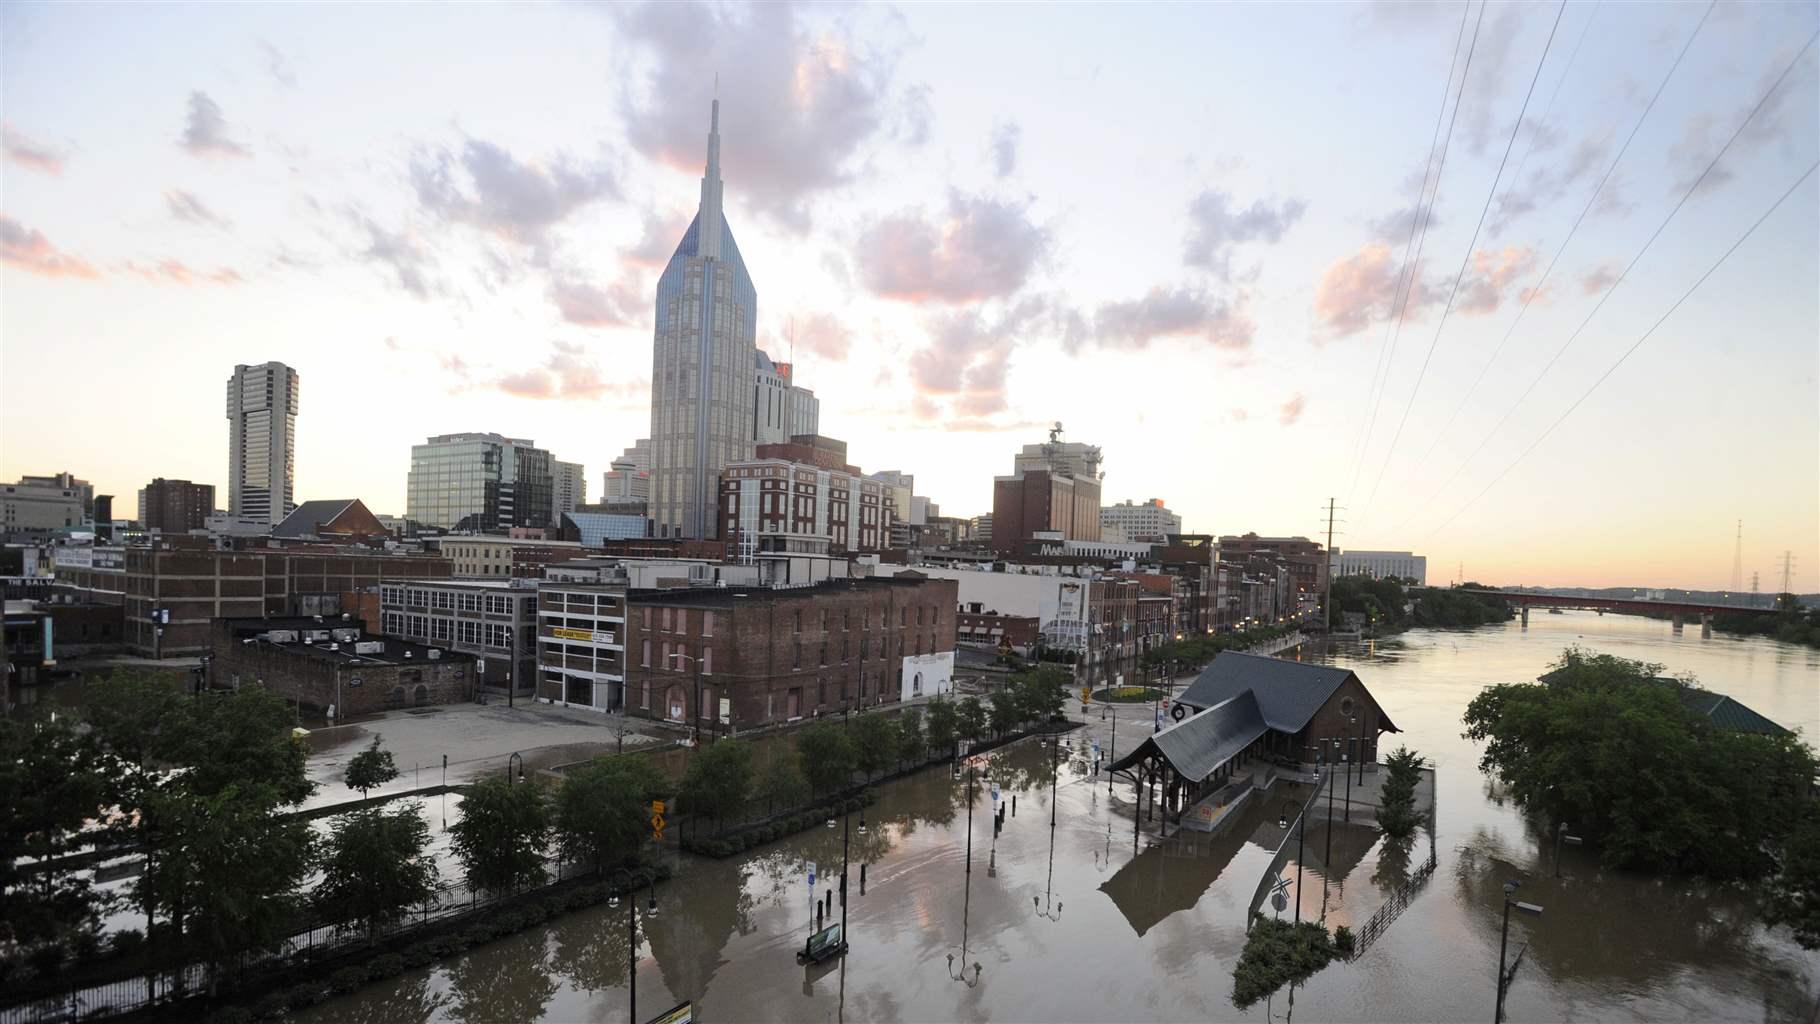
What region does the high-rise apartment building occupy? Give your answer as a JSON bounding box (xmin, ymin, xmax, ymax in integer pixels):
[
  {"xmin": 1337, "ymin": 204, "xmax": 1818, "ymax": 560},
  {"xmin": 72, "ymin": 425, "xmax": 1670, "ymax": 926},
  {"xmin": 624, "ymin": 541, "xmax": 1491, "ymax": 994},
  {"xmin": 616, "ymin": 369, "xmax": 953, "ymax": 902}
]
[
  {"xmin": 719, "ymin": 436, "xmax": 886, "ymax": 555},
  {"xmin": 1331, "ymin": 549, "xmax": 1427, "ymax": 585},
  {"xmin": 226, "ymin": 362, "xmax": 299, "ymax": 524},
  {"xmin": 1101, "ymin": 499, "xmax": 1183, "ymax": 544},
  {"xmin": 142, "ymin": 478, "xmax": 216, "ymax": 534},
  {"xmin": 406, "ymin": 433, "xmax": 554, "ymax": 532},
  {"xmin": 552, "ymin": 460, "xmax": 586, "ymax": 522},
  {"xmin": 649, "ymin": 100, "xmax": 758, "ymax": 540},
  {"xmin": 753, "ymin": 353, "xmax": 820, "ymax": 445}
]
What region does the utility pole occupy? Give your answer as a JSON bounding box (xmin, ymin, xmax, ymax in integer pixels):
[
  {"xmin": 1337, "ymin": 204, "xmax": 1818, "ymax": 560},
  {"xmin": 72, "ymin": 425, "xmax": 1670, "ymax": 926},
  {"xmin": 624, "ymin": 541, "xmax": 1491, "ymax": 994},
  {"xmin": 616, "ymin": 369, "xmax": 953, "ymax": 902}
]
[
  {"xmin": 1322, "ymin": 498, "xmax": 1338, "ymax": 632},
  {"xmin": 1778, "ymin": 551, "xmax": 1796, "ymax": 595}
]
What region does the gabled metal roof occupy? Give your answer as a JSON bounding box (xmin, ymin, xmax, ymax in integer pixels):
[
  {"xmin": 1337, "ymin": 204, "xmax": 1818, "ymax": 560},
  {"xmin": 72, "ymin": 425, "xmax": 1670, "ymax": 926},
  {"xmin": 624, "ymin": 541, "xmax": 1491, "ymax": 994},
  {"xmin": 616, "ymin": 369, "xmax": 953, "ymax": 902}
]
[
  {"xmin": 1179, "ymin": 651, "xmax": 1396, "ymax": 733},
  {"xmin": 1107, "ymin": 690, "xmax": 1269, "ymax": 783}
]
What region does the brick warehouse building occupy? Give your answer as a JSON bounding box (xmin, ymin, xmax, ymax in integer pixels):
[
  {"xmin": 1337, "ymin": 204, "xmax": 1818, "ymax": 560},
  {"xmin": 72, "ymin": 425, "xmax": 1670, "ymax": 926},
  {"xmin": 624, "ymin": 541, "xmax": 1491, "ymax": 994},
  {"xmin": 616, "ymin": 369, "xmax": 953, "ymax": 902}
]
[
  {"xmin": 53, "ymin": 537, "xmax": 452, "ymax": 657},
  {"xmin": 619, "ymin": 574, "xmax": 958, "ymax": 732},
  {"xmin": 211, "ymin": 617, "xmax": 476, "ymax": 716}
]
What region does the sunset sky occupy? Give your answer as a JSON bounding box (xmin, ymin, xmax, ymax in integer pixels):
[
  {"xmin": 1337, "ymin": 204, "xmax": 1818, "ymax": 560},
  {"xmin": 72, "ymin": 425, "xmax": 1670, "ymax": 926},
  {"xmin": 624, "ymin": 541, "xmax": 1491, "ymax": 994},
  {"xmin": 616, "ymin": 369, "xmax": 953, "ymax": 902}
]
[{"xmin": 2, "ymin": 1, "xmax": 1815, "ymax": 591}]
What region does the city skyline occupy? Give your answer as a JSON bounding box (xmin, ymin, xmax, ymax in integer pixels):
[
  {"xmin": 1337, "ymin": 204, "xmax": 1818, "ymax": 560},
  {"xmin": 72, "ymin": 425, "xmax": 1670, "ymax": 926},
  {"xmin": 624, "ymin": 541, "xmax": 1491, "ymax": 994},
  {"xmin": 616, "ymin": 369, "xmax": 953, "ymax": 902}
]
[{"xmin": 2, "ymin": 2, "xmax": 1816, "ymax": 588}]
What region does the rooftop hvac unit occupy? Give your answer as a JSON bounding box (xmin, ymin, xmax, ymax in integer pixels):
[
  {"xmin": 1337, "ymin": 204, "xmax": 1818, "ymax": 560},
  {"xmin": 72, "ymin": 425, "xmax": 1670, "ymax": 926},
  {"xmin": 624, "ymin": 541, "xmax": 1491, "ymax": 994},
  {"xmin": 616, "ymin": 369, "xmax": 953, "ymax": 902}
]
[
  {"xmin": 428, "ymin": 649, "xmax": 441, "ymax": 660},
  {"xmin": 327, "ymin": 643, "xmax": 339, "ymax": 651},
  {"xmin": 331, "ymin": 628, "xmax": 359, "ymax": 643},
  {"xmin": 404, "ymin": 651, "xmax": 413, "ymax": 659},
  {"xmin": 265, "ymin": 630, "xmax": 299, "ymax": 644},
  {"xmin": 303, "ymin": 637, "xmax": 314, "ymax": 645},
  {"xmin": 353, "ymin": 641, "xmax": 386, "ymax": 655}
]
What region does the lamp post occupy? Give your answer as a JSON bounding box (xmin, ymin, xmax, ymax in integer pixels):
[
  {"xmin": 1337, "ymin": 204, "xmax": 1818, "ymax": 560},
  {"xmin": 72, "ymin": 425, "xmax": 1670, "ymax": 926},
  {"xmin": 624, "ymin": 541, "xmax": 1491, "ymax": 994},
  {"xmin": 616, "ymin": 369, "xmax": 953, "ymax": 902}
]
[
  {"xmin": 1495, "ymin": 880, "xmax": 1544, "ymax": 1024},
  {"xmin": 1049, "ymin": 729, "xmax": 1061, "ymax": 829},
  {"xmin": 505, "ymin": 751, "xmax": 524, "ymax": 785},
  {"xmin": 1344, "ymin": 715, "xmax": 1355, "ymax": 823},
  {"xmin": 504, "ymin": 626, "xmax": 514, "ymax": 709},
  {"xmin": 1552, "ymin": 821, "xmax": 1581, "ymax": 878},
  {"xmin": 1296, "ymin": 765, "xmax": 1317, "ymax": 926}
]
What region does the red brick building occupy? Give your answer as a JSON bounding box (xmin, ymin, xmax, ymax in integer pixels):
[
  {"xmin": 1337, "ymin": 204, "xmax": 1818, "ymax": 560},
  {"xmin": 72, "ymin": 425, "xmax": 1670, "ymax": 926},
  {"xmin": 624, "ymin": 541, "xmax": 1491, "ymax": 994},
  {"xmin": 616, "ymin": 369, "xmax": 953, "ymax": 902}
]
[
  {"xmin": 141, "ymin": 478, "xmax": 215, "ymax": 534},
  {"xmin": 622, "ymin": 574, "xmax": 958, "ymax": 730},
  {"xmin": 992, "ymin": 471, "xmax": 1101, "ymax": 554},
  {"xmin": 956, "ymin": 605, "xmax": 1040, "ymax": 652},
  {"xmin": 719, "ymin": 435, "xmax": 886, "ymax": 554},
  {"xmin": 1219, "ymin": 533, "xmax": 1327, "ymax": 603}
]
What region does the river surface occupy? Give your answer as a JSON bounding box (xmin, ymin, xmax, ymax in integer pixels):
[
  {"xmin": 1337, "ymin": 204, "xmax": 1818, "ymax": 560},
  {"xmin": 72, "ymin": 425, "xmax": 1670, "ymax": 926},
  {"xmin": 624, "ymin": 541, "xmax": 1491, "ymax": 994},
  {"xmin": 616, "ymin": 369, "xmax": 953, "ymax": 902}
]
[{"xmin": 299, "ymin": 612, "xmax": 1820, "ymax": 1023}]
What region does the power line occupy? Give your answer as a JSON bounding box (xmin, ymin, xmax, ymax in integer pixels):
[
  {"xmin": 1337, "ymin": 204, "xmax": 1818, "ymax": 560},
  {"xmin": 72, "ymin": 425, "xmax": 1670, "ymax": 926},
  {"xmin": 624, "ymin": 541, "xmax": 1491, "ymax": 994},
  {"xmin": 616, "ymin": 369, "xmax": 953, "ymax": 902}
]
[
  {"xmin": 1359, "ymin": 0, "xmax": 1569, "ymax": 520},
  {"xmin": 1425, "ymin": 157, "xmax": 1819, "ymax": 539},
  {"xmin": 1412, "ymin": 0, "xmax": 1714, "ymax": 475},
  {"xmin": 1410, "ymin": 28, "xmax": 1817, "ymax": 525},
  {"xmin": 1346, "ymin": 0, "xmax": 1474, "ymax": 501}
]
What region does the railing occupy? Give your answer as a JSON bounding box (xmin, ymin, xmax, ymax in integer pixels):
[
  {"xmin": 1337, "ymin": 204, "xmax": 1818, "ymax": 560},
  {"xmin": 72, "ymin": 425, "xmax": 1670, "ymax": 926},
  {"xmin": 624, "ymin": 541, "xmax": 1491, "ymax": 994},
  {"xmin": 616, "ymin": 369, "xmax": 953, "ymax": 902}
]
[
  {"xmin": 1348, "ymin": 845, "xmax": 1437, "ymax": 960},
  {"xmin": 1, "ymin": 860, "xmax": 577, "ymax": 1024},
  {"xmin": 1244, "ymin": 771, "xmax": 1332, "ymax": 932}
]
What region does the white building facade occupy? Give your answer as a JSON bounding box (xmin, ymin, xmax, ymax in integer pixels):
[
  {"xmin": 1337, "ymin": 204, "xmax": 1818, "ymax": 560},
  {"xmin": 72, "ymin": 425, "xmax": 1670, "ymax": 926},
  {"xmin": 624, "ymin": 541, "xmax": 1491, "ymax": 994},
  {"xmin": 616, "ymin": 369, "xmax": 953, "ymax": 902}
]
[
  {"xmin": 226, "ymin": 361, "xmax": 299, "ymax": 524},
  {"xmin": 1100, "ymin": 499, "xmax": 1182, "ymax": 543},
  {"xmin": 1331, "ymin": 549, "xmax": 1428, "ymax": 585}
]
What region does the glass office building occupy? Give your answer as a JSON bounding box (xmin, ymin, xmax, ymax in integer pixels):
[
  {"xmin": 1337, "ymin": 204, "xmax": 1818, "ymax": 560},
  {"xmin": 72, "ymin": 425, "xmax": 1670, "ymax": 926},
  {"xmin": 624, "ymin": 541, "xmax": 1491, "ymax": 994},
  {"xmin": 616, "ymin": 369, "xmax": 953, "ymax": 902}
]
[{"xmin": 406, "ymin": 433, "xmax": 554, "ymax": 532}]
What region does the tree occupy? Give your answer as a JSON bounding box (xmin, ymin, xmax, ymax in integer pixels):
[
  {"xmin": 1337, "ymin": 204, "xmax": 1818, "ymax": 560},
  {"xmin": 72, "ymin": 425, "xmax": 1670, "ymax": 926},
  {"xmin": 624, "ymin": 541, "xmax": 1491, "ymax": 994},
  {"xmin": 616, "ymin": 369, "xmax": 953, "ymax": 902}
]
[
  {"xmin": 956, "ymin": 696, "xmax": 987, "ymax": 746},
  {"xmin": 679, "ymin": 740, "xmax": 753, "ymax": 834},
  {"xmin": 1376, "ymin": 747, "xmax": 1423, "ymax": 838},
  {"xmin": 1764, "ymin": 811, "xmax": 1820, "ymax": 950},
  {"xmin": 925, "ymin": 698, "xmax": 959, "ymax": 761},
  {"xmin": 345, "ymin": 735, "xmax": 400, "ymax": 799},
  {"xmin": 0, "ymin": 713, "xmax": 111, "ymax": 956},
  {"xmin": 796, "ymin": 723, "xmax": 856, "ymax": 797},
  {"xmin": 314, "ymin": 803, "xmax": 438, "ymax": 938},
  {"xmin": 987, "ymin": 688, "xmax": 1020, "ymax": 737},
  {"xmin": 554, "ymin": 762, "xmax": 646, "ymax": 875},
  {"xmin": 1464, "ymin": 647, "xmax": 1820, "ymax": 940},
  {"xmin": 172, "ymin": 686, "xmax": 315, "ymax": 806},
  {"xmin": 1014, "ymin": 666, "xmax": 1068, "ymax": 726},
  {"xmin": 852, "ymin": 714, "xmax": 898, "ymax": 780},
  {"xmin": 755, "ymin": 749, "xmax": 811, "ymax": 815},
  {"xmin": 142, "ymin": 783, "xmax": 315, "ymax": 988},
  {"xmin": 896, "ymin": 709, "xmax": 927, "ymax": 768},
  {"xmin": 450, "ymin": 776, "xmax": 550, "ymax": 892}
]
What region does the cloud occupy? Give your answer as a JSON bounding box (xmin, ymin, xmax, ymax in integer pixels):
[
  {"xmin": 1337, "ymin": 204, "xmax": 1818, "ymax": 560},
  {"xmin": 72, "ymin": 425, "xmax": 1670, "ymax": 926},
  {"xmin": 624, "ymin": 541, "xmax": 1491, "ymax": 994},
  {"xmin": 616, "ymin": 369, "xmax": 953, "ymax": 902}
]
[
  {"xmin": 989, "ymin": 121, "xmax": 1020, "ymax": 177},
  {"xmin": 1279, "ymin": 393, "xmax": 1306, "ymax": 426},
  {"xmin": 905, "ymin": 299, "xmax": 1049, "ymax": 422},
  {"xmin": 1230, "ymin": 408, "xmax": 1250, "ymax": 423},
  {"xmin": 412, "ymin": 139, "xmax": 617, "ymax": 247},
  {"xmin": 124, "ymin": 259, "xmax": 243, "ymax": 286},
  {"xmin": 356, "ymin": 216, "xmax": 436, "ymax": 298},
  {"xmin": 856, "ymin": 191, "xmax": 1047, "ymax": 304},
  {"xmin": 1091, "ymin": 286, "xmax": 1255, "ymax": 352},
  {"xmin": 1579, "ymin": 263, "xmax": 1619, "ymax": 295},
  {"xmin": 1455, "ymin": 246, "xmax": 1537, "ymax": 315},
  {"xmin": 2, "ymin": 123, "xmax": 64, "ymax": 175},
  {"xmin": 1183, "ymin": 189, "xmax": 1307, "ymax": 277},
  {"xmin": 1669, "ymin": 47, "xmax": 1817, "ymax": 197},
  {"xmin": 1456, "ymin": 6, "xmax": 1525, "ymax": 157},
  {"xmin": 179, "ymin": 91, "xmax": 250, "ymax": 158},
  {"xmin": 0, "ymin": 216, "xmax": 101, "ymax": 279},
  {"xmin": 1313, "ymin": 243, "xmax": 1436, "ymax": 337},
  {"xmin": 897, "ymin": 83, "xmax": 934, "ymax": 147},
  {"xmin": 612, "ymin": 0, "xmax": 910, "ymax": 229},
  {"xmin": 495, "ymin": 341, "xmax": 628, "ymax": 401},
  {"xmin": 1489, "ymin": 132, "xmax": 1608, "ymax": 235},
  {"xmin": 548, "ymin": 272, "xmax": 643, "ymax": 328},
  {"xmin": 625, "ymin": 209, "xmax": 691, "ymax": 268},
  {"xmin": 164, "ymin": 189, "xmax": 231, "ymax": 229},
  {"xmin": 788, "ymin": 312, "xmax": 853, "ymax": 361},
  {"xmin": 259, "ymin": 40, "xmax": 297, "ymax": 88}
]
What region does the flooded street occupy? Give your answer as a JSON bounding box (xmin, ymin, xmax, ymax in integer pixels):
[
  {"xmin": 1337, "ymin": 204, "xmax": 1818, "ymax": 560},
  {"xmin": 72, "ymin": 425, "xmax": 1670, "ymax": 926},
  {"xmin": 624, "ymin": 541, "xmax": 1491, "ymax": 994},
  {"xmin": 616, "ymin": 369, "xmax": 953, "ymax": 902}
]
[{"xmin": 299, "ymin": 613, "xmax": 1820, "ymax": 1023}]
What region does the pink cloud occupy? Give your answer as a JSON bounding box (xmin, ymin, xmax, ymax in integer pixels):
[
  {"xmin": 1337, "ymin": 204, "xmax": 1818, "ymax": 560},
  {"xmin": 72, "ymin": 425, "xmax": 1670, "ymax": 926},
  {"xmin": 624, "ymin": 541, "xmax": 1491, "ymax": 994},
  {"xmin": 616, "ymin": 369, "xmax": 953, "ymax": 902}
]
[
  {"xmin": 2, "ymin": 123, "xmax": 64, "ymax": 175},
  {"xmin": 1279, "ymin": 393, "xmax": 1306, "ymax": 426},
  {"xmin": 0, "ymin": 216, "xmax": 100, "ymax": 279}
]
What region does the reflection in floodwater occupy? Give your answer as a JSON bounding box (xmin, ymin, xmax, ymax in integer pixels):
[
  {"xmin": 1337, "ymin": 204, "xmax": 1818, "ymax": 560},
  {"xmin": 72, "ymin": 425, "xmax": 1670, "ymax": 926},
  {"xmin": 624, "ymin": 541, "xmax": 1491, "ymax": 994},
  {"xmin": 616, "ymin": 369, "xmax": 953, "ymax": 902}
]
[{"xmin": 297, "ymin": 613, "xmax": 1820, "ymax": 1023}]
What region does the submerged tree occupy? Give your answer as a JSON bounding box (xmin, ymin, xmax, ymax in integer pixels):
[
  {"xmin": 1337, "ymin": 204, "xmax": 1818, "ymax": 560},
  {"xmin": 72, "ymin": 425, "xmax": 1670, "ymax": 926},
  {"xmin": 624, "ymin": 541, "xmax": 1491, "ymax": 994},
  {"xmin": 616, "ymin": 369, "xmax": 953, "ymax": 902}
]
[
  {"xmin": 345, "ymin": 735, "xmax": 400, "ymax": 799},
  {"xmin": 315, "ymin": 803, "xmax": 438, "ymax": 938},
  {"xmin": 450, "ymin": 775, "xmax": 550, "ymax": 892}
]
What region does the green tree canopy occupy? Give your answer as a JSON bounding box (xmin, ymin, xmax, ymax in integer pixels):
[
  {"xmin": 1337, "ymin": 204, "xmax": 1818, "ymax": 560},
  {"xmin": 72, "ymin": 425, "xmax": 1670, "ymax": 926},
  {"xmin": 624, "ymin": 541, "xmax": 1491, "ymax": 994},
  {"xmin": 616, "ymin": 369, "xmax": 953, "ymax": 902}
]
[
  {"xmin": 987, "ymin": 688, "xmax": 1020, "ymax": 737},
  {"xmin": 796, "ymin": 723, "xmax": 857, "ymax": 797},
  {"xmin": 851, "ymin": 714, "xmax": 898, "ymax": 779},
  {"xmin": 1376, "ymin": 746, "xmax": 1424, "ymax": 838},
  {"xmin": 554, "ymin": 761, "xmax": 647, "ymax": 875},
  {"xmin": 1013, "ymin": 666, "xmax": 1069, "ymax": 726},
  {"xmin": 896, "ymin": 709, "xmax": 927, "ymax": 767},
  {"xmin": 1464, "ymin": 647, "xmax": 1819, "ymax": 946},
  {"xmin": 755, "ymin": 748, "xmax": 811, "ymax": 815},
  {"xmin": 314, "ymin": 803, "xmax": 438, "ymax": 938},
  {"xmin": 345, "ymin": 735, "xmax": 400, "ymax": 799},
  {"xmin": 0, "ymin": 713, "xmax": 111, "ymax": 953},
  {"xmin": 450, "ymin": 775, "xmax": 551, "ymax": 892},
  {"xmin": 679, "ymin": 740, "xmax": 753, "ymax": 833},
  {"xmin": 925, "ymin": 697, "xmax": 959, "ymax": 760},
  {"xmin": 955, "ymin": 696, "xmax": 987, "ymax": 744}
]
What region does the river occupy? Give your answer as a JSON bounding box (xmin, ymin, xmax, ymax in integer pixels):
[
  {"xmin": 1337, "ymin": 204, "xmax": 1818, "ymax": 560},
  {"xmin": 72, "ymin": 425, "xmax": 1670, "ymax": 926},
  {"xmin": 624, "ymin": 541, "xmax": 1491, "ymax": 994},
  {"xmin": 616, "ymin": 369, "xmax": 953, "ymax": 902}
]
[{"xmin": 298, "ymin": 611, "xmax": 1820, "ymax": 1023}]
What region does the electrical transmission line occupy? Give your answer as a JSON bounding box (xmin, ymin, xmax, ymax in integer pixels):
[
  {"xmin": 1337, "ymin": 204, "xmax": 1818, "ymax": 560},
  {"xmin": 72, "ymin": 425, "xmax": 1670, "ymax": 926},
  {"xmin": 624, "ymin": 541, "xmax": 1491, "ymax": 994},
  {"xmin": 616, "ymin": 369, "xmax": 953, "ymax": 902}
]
[
  {"xmin": 1424, "ymin": 157, "xmax": 1819, "ymax": 539},
  {"xmin": 1359, "ymin": 0, "xmax": 1569, "ymax": 521},
  {"xmin": 1409, "ymin": 26, "xmax": 1815, "ymax": 528},
  {"xmin": 1346, "ymin": 0, "xmax": 1474, "ymax": 501},
  {"xmin": 1410, "ymin": 0, "xmax": 1716, "ymax": 478}
]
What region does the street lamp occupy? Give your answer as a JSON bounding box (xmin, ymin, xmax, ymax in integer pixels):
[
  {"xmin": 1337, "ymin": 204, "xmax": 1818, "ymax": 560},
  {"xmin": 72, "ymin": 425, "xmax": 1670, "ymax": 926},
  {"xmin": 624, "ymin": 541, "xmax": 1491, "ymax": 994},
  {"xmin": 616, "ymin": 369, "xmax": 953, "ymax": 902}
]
[
  {"xmin": 1495, "ymin": 880, "xmax": 1544, "ymax": 1024},
  {"xmin": 1552, "ymin": 821, "xmax": 1582, "ymax": 878},
  {"xmin": 1344, "ymin": 714, "xmax": 1355, "ymax": 823},
  {"xmin": 505, "ymin": 751, "xmax": 525, "ymax": 784}
]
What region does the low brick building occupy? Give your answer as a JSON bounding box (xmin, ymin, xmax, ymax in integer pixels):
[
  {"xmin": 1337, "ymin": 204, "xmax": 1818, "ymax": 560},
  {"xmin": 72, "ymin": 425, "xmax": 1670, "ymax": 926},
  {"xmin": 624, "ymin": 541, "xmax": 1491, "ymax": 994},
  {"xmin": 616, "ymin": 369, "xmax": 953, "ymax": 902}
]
[
  {"xmin": 956, "ymin": 603, "xmax": 1040, "ymax": 653},
  {"xmin": 210, "ymin": 616, "xmax": 476, "ymax": 717},
  {"xmin": 622, "ymin": 574, "xmax": 959, "ymax": 732}
]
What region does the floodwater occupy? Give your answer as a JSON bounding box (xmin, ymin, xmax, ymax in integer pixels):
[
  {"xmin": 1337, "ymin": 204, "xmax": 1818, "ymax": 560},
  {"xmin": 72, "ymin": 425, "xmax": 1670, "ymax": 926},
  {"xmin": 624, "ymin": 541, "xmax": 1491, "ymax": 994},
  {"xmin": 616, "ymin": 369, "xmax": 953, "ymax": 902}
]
[{"xmin": 299, "ymin": 612, "xmax": 1820, "ymax": 1023}]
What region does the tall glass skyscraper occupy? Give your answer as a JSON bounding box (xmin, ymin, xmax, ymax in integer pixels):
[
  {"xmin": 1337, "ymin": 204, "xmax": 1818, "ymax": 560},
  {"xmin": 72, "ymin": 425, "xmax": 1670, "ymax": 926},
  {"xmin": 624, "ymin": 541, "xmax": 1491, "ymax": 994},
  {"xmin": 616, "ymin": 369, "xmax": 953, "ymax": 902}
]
[
  {"xmin": 225, "ymin": 361, "xmax": 299, "ymax": 524},
  {"xmin": 406, "ymin": 433, "xmax": 554, "ymax": 532},
  {"xmin": 648, "ymin": 99, "xmax": 757, "ymax": 539}
]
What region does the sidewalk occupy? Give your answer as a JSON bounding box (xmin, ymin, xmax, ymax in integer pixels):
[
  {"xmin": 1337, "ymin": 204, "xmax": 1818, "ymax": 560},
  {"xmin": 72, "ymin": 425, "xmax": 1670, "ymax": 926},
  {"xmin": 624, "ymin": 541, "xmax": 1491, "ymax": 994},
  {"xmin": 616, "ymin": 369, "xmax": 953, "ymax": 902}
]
[{"xmin": 298, "ymin": 702, "xmax": 665, "ymax": 812}]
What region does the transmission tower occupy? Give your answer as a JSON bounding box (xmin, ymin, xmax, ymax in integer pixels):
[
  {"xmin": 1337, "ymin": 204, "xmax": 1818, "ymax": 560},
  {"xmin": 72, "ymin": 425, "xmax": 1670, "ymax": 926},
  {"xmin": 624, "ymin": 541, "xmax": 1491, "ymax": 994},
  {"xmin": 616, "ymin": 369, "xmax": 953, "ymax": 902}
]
[
  {"xmin": 1779, "ymin": 550, "xmax": 1797, "ymax": 595},
  {"xmin": 1729, "ymin": 520, "xmax": 1742, "ymax": 592}
]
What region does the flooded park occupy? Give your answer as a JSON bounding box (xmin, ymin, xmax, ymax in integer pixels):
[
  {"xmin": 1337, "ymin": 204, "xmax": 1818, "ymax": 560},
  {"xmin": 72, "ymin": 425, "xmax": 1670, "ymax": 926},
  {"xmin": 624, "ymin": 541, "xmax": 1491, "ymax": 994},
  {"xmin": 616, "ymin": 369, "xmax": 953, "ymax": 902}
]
[{"xmin": 289, "ymin": 610, "xmax": 1819, "ymax": 1023}]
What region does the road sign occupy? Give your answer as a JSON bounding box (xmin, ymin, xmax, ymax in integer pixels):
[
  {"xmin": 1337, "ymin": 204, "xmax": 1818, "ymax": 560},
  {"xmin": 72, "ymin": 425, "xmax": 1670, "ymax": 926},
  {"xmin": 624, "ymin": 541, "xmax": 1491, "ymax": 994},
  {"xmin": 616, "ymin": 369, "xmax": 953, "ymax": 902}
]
[
  {"xmin": 1272, "ymin": 891, "xmax": 1289, "ymax": 913},
  {"xmin": 808, "ymin": 861, "xmax": 817, "ymax": 887},
  {"xmin": 651, "ymin": 799, "xmax": 666, "ymax": 841},
  {"xmin": 1080, "ymin": 687, "xmax": 1092, "ymax": 703},
  {"xmin": 989, "ymin": 782, "xmax": 1000, "ymax": 804}
]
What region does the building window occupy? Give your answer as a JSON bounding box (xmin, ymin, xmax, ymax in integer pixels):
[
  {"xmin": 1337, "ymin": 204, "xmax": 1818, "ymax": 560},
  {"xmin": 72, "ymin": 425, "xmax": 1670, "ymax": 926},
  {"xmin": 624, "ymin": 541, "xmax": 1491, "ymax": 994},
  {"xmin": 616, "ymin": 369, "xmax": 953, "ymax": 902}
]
[
  {"xmin": 641, "ymin": 639, "xmax": 651, "ymax": 668},
  {"xmin": 900, "ymin": 607, "xmax": 906, "ymax": 628},
  {"xmin": 793, "ymin": 640, "xmax": 801, "ymax": 669},
  {"xmin": 702, "ymin": 610, "xmax": 714, "ymax": 637},
  {"xmin": 703, "ymin": 647, "xmax": 712, "ymax": 675},
  {"xmin": 819, "ymin": 642, "xmax": 827, "ymax": 667},
  {"xmin": 662, "ymin": 641, "xmax": 672, "ymax": 669}
]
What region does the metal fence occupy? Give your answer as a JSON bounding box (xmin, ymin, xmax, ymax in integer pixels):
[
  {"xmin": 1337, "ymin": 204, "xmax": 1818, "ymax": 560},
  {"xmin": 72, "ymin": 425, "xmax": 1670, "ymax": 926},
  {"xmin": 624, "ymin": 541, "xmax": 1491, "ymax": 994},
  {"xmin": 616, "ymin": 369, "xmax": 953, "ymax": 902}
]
[
  {"xmin": 1348, "ymin": 763, "xmax": 1441, "ymax": 960},
  {"xmin": 1, "ymin": 861, "xmax": 569, "ymax": 1024}
]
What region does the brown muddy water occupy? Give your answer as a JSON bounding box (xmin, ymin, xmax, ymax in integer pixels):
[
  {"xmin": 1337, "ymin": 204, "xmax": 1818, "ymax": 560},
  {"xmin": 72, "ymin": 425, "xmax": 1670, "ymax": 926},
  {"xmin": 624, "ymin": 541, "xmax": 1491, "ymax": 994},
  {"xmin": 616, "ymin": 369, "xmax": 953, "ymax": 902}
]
[{"xmin": 297, "ymin": 612, "xmax": 1820, "ymax": 1022}]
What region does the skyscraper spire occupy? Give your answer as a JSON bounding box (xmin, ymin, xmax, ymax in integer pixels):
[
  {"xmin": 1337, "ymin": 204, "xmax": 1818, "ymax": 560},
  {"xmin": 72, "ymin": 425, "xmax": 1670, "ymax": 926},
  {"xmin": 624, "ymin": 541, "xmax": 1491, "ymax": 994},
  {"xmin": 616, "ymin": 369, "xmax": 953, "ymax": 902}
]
[{"xmin": 698, "ymin": 97, "xmax": 724, "ymax": 260}]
